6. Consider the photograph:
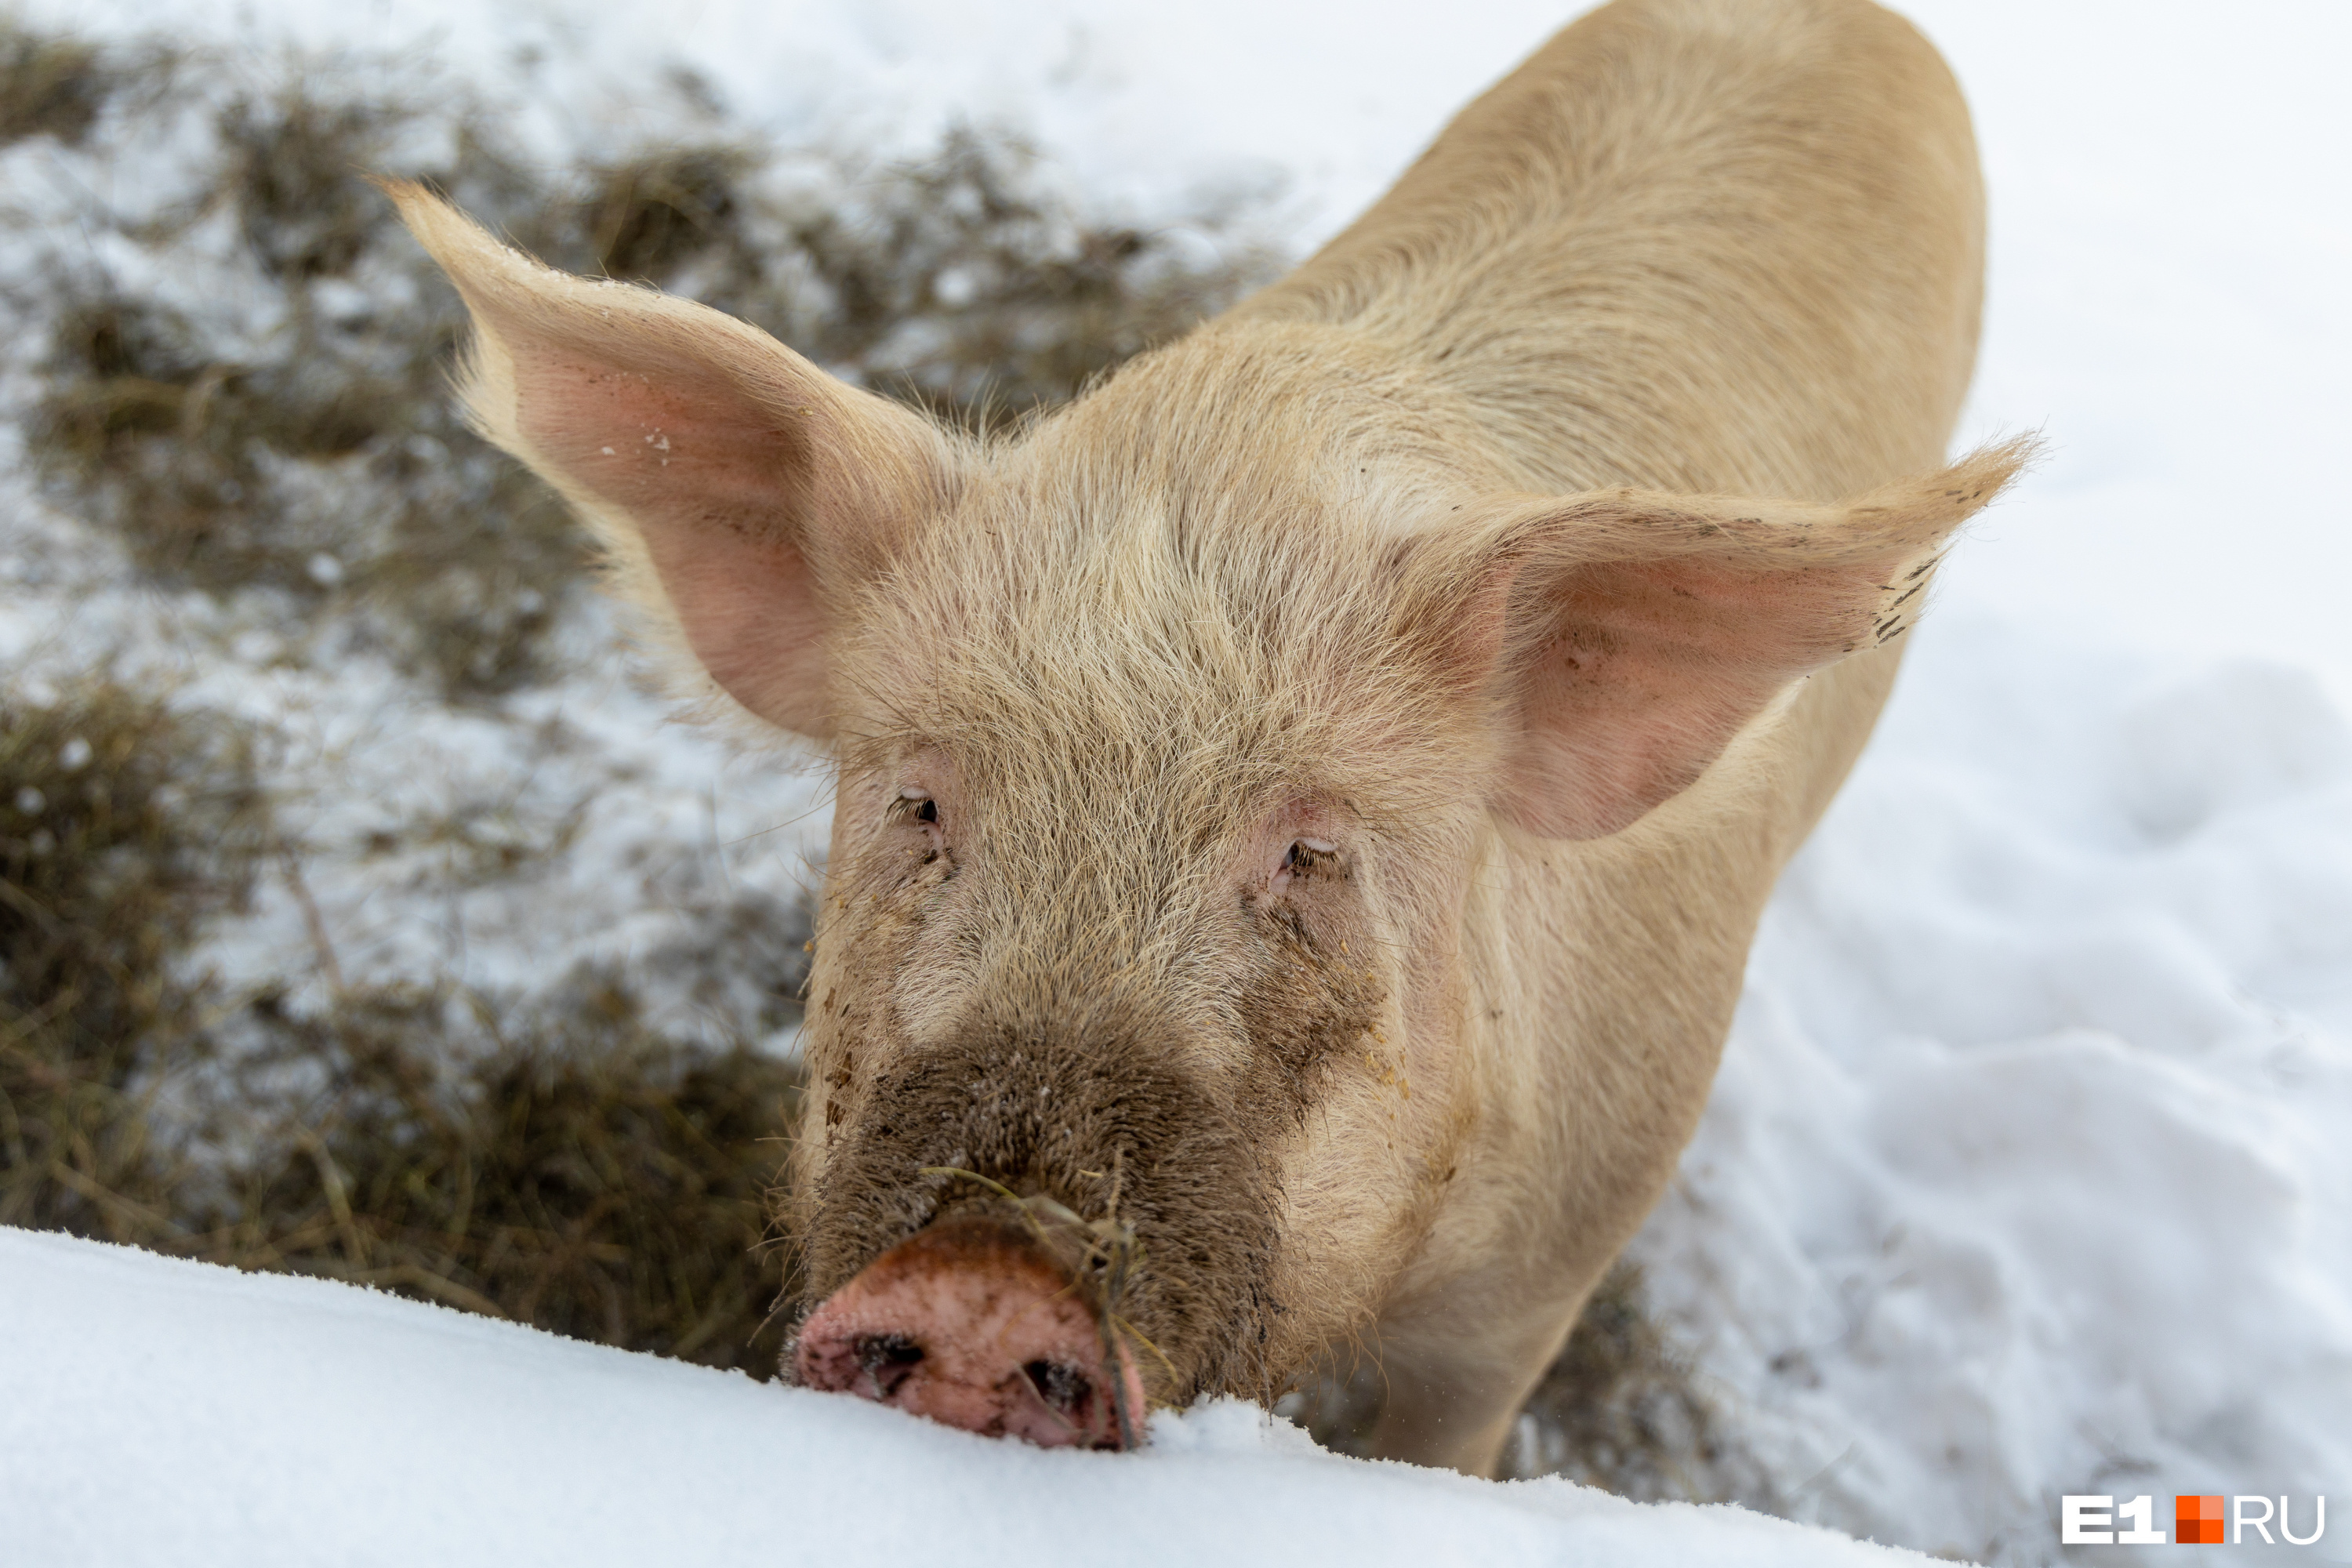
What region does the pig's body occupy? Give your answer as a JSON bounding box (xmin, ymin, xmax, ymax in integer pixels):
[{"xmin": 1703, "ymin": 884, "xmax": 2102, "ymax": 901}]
[
  {"xmin": 1215, "ymin": 0, "xmax": 1989, "ymax": 1469},
  {"xmin": 397, "ymin": 0, "xmax": 2013, "ymax": 1479}
]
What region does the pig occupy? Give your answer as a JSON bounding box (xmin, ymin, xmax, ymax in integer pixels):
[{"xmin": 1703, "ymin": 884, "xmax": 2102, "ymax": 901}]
[{"xmin": 390, "ymin": 0, "xmax": 2026, "ymax": 1476}]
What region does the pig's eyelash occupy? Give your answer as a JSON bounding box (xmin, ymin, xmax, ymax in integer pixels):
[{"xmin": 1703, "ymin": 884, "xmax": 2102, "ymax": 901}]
[
  {"xmin": 895, "ymin": 788, "xmax": 940, "ymax": 826},
  {"xmin": 1283, "ymin": 837, "xmax": 1338, "ymax": 874}
]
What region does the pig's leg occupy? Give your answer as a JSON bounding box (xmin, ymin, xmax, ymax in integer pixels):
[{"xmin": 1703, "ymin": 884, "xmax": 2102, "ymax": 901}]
[{"xmin": 1361, "ymin": 1276, "xmax": 1594, "ymax": 1477}]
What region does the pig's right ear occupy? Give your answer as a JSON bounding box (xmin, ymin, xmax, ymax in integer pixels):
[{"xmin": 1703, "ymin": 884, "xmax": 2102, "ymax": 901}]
[
  {"xmin": 1392, "ymin": 440, "xmax": 2035, "ymax": 839},
  {"xmin": 387, "ymin": 181, "xmax": 963, "ymax": 741}
]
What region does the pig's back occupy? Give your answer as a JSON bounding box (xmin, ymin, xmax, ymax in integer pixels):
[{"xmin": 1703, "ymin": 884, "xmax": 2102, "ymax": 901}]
[{"xmin": 1227, "ymin": 0, "xmax": 1984, "ymax": 505}]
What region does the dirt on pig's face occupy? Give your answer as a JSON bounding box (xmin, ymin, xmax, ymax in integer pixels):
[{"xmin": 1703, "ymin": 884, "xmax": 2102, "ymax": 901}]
[{"xmin": 785, "ymin": 441, "xmax": 1500, "ymax": 1409}]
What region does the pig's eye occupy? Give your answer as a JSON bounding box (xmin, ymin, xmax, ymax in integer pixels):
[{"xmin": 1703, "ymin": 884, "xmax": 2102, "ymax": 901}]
[
  {"xmin": 1272, "ymin": 836, "xmax": 1338, "ymax": 892},
  {"xmin": 897, "ymin": 787, "xmax": 940, "ymax": 827}
]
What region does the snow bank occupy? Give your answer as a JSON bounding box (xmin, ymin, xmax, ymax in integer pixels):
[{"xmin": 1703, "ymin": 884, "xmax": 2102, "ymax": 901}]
[
  {"xmin": 0, "ymin": 1227, "xmax": 1933, "ymax": 1568},
  {"xmin": 1624, "ymin": 615, "xmax": 2352, "ymax": 1555}
]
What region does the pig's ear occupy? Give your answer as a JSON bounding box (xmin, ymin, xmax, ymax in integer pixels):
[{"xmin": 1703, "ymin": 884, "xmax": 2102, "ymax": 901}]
[
  {"xmin": 385, "ymin": 180, "xmax": 963, "ymax": 740},
  {"xmin": 1403, "ymin": 440, "xmax": 2036, "ymax": 840}
]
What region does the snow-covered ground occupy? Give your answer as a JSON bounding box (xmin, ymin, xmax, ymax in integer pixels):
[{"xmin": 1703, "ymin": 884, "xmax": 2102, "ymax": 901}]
[
  {"xmin": 2, "ymin": 2, "xmax": 2347, "ymax": 1565},
  {"xmin": 1630, "ymin": 616, "xmax": 2352, "ymax": 1560},
  {"xmin": 2, "ymin": 1226, "xmax": 1944, "ymax": 1567}
]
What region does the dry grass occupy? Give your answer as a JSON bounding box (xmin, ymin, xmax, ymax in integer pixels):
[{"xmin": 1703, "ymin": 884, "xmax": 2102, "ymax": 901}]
[
  {"xmin": 0, "ymin": 677, "xmax": 268, "ymax": 1240},
  {"xmin": 212, "ymin": 982, "xmax": 804, "ymax": 1370},
  {"xmin": 22, "ymin": 62, "xmax": 579, "ymax": 696},
  {"xmin": 0, "ymin": 24, "xmax": 109, "ymax": 146},
  {"xmin": 577, "ymin": 144, "xmax": 762, "ymax": 287},
  {"xmin": 740, "ymin": 126, "xmax": 1277, "ymax": 427},
  {"xmin": 17, "ymin": 24, "xmax": 1277, "ymax": 698},
  {"xmin": 0, "ymin": 678, "xmax": 804, "ymax": 1373}
]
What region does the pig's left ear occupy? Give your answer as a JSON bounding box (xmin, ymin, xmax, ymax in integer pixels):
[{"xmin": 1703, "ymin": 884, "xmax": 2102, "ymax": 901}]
[
  {"xmin": 386, "ymin": 181, "xmax": 964, "ymax": 741},
  {"xmin": 1401, "ymin": 439, "xmax": 2036, "ymax": 840}
]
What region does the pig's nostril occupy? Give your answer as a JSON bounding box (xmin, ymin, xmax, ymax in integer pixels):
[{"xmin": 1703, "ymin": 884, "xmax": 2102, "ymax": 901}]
[
  {"xmin": 1022, "ymin": 1359, "xmax": 1092, "ymax": 1416},
  {"xmin": 855, "ymin": 1333, "xmax": 926, "ymax": 1397}
]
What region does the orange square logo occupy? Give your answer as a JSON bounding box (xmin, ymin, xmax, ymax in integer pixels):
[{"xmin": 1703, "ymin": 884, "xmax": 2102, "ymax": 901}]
[{"xmin": 2176, "ymin": 1495, "xmax": 2226, "ymax": 1544}]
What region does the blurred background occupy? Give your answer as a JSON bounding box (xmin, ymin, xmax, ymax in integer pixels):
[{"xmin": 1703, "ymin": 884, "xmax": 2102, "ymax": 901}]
[{"xmin": 1, "ymin": 2, "xmax": 2345, "ymax": 1562}]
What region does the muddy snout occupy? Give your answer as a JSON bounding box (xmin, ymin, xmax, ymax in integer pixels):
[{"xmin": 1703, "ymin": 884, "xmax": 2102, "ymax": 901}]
[{"xmin": 792, "ymin": 1214, "xmax": 1148, "ymax": 1450}]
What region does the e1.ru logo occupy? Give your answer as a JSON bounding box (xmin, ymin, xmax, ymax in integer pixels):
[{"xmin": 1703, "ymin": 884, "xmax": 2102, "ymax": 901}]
[{"xmin": 2062, "ymin": 1494, "xmax": 2327, "ymax": 1545}]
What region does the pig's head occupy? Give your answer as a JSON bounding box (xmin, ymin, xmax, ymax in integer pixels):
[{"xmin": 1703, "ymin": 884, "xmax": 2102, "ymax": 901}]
[{"xmin": 393, "ymin": 186, "xmax": 2027, "ymax": 1450}]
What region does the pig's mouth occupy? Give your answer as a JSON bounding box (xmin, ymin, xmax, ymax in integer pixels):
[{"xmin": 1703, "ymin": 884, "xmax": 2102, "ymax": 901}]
[{"xmin": 789, "ymin": 1210, "xmax": 1151, "ymax": 1450}]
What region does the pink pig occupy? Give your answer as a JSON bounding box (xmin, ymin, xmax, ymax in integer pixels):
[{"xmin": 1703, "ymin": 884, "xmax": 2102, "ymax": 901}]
[{"xmin": 395, "ymin": 0, "xmax": 2024, "ymax": 1475}]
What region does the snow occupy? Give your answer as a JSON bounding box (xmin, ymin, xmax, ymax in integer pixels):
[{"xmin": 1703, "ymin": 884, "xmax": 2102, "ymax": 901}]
[
  {"xmin": 3, "ymin": 1, "xmax": 2349, "ymax": 1563},
  {"xmin": 0, "ymin": 1226, "xmax": 1939, "ymax": 1567},
  {"xmin": 1627, "ymin": 616, "xmax": 2352, "ymax": 1556}
]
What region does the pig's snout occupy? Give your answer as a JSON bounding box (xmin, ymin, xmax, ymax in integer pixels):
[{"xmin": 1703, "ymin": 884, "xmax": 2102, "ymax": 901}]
[{"xmin": 792, "ymin": 1215, "xmax": 1147, "ymax": 1450}]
